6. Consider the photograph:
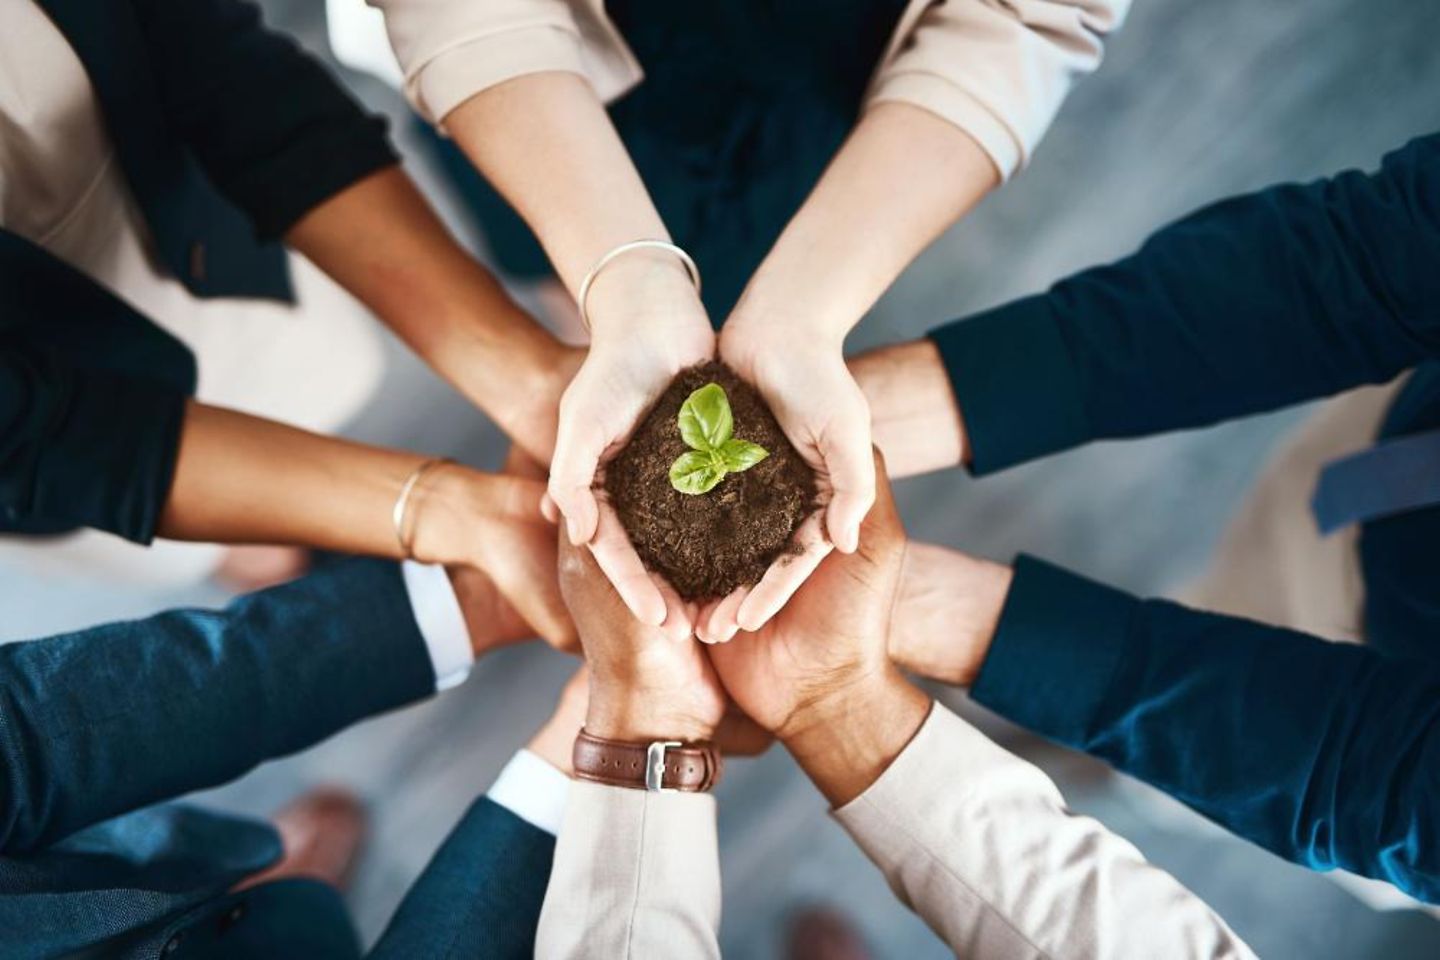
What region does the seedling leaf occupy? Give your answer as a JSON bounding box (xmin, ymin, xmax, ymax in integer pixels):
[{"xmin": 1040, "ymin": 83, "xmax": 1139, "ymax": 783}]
[
  {"xmin": 718, "ymin": 438, "xmax": 769, "ymax": 472},
  {"xmin": 669, "ymin": 382, "xmax": 771, "ymax": 495},
  {"xmin": 670, "ymin": 450, "xmax": 727, "ymax": 495},
  {"xmin": 678, "ymin": 383, "xmax": 733, "ymax": 451}
]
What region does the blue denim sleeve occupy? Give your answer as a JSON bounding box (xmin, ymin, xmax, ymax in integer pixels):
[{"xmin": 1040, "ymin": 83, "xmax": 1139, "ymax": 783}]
[{"xmin": 972, "ymin": 556, "xmax": 1440, "ymax": 903}]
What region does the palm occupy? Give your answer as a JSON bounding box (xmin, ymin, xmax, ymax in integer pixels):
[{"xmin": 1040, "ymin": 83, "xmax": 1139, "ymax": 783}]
[
  {"xmin": 471, "ymin": 510, "xmax": 576, "ymax": 652},
  {"xmin": 709, "ymin": 456, "xmax": 903, "ymax": 734},
  {"xmin": 701, "ymin": 327, "xmax": 875, "ymax": 640},
  {"xmin": 558, "ymin": 529, "xmax": 730, "ymax": 734},
  {"xmin": 551, "ymin": 318, "xmax": 715, "ymax": 633}
]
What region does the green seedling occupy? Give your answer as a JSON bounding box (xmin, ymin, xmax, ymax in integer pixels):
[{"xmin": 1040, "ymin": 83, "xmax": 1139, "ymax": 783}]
[{"xmin": 669, "ymin": 382, "xmax": 769, "ymax": 495}]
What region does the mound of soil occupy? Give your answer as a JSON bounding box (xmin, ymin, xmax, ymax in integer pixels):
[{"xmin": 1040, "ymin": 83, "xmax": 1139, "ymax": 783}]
[{"xmin": 604, "ymin": 362, "xmax": 817, "ymax": 601}]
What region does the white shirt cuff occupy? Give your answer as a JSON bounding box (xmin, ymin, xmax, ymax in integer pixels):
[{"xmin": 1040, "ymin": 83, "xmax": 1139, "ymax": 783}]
[
  {"xmin": 400, "ymin": 560, "xmax": 474, "ymax": 692},
  {"xmin": 487, "ymin": 749, "xmax": 572, "ymax": 836}
]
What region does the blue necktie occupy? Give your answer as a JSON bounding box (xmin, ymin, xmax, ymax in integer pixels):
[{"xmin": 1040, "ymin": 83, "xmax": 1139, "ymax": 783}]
[{"xmin": 1312, "ymin": 429, "xmax": 1440, "ymax": 534}]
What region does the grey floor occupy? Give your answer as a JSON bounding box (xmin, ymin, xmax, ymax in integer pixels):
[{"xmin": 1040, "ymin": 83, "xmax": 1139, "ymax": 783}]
[{"xmin": 5, "ymin": 0, "xmax": 1440, "ymax": 956}]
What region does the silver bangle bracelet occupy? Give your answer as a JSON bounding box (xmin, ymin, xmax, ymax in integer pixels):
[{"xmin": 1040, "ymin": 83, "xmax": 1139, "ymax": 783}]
[
  {"xmin": 392, "ymin": 457, "xmax": 454, "ymax": 559},
  {"xmin": 576, "ymin": 239, "xmax": 702, "ymax": 332}
]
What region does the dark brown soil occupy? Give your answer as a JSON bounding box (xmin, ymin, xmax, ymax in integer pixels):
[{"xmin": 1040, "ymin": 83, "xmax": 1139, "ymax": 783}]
[{"xmin": 604, "ymin": 362, "xmax": 818, "ymax": 601}]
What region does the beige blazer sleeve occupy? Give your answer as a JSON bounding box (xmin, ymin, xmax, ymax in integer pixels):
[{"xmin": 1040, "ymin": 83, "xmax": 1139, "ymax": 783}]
[
  {"xmin": 366, "ymin": 0, "xmax": 641, "ymax": 125},
  {"xmin": 370, "ymin": 0, "xmax": 1124, "ymax": 170},
  {"xmin": 868, "ymin": 0, "xmax": 1132, "ymax": 178},
  {"xmin": 835, "ymin": 703, "xmax": 1256, "ymax": 960},
  {"xmin": 535, "ymin": 778, "xmax": 722, "ymax": 960}
]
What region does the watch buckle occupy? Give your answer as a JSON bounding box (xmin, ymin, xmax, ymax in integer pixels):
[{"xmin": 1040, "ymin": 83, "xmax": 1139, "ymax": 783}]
[{"xmin": 645, "ymin": 741, "xmax": 682, "ymax": 792}]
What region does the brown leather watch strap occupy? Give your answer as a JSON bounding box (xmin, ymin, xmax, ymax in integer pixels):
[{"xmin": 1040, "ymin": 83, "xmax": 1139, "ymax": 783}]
[{"xmin": 572, "ymin": 729, "xmax": 722, "ymax": 793}]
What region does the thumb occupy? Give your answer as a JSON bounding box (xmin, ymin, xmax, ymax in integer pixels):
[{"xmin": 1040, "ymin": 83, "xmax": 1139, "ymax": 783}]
[
  {"xmin": 820, "ymin": 413, "xmax": 877, "ymax": 554},
  {"xmin": 548, "ymin": 416, "xmax": 604, "ymax": 546}
]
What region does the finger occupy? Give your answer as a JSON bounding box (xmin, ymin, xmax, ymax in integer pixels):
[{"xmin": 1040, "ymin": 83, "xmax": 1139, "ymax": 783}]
[
  {"xmin": 856, "ymin": 448, "xmax": 905, "ymax": 557},
  {"xmin": 697, "ymin": 586, "xmax": 749, "ymax": 644},
  {"xmin": 692, "ymin": 596, "xmax": 724, "ymax": 645},
  {"xmin": 540, "ymin": 492, "xmax": 560, "ymax": 524},
  {"xmin": 735, "ymin": 512, "xmax": 833, "ymax": 632},
  {"xmin": 820, "ymin": 421, "xmax": 878, "ymax": 554},
  {"xmin": 651, "ymin": 572, "xmax": 696, "ymax": 642},
  {"xmin": 548, "ymin": 412, "xmax": 604, "ymax": 545},
  {"xmin": 490, "ymin": 537, "xmax": 578, "ymax": 652},
  {"xmin": 587, "ymin": 504, "xmax": 667, "ymax": 626}
]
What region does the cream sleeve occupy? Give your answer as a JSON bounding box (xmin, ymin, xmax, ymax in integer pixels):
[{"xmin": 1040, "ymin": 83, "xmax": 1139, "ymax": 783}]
[{"xmin": 868, "ymin": 0, "xmax": 1133, "ymax": 178}]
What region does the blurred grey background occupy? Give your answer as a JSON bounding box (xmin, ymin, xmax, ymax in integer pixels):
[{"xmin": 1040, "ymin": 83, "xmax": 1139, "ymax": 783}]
[{"xmin": 4, "ymin": 0, "xmax": 1440, "ymax": 956}]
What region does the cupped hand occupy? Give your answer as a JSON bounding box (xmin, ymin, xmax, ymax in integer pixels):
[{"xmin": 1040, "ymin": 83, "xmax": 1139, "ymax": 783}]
[
  {"xmin": 548, "ymin": 258, "xmax": 715, "ymax": 637},
  {"xmin": 706, "ymin": 450, "xmax": 902, "ymax": 738},
  {"xmin": 700, "ymin": 322, "xmax": 875, "ymax": 641},
  {"xmin": 411, "ymin": 464, "xmax": 577, "ymax": 653},
  {"xmin": 557, "ymin": 529, "xmax": 730, "ymax": 744}
]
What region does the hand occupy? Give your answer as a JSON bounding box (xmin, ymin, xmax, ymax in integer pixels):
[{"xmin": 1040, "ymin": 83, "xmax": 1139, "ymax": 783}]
[
  {"xmin": 699, "ymin": 319, "xmax": 875, "ymax": 641},
  {"xmin": 890, "ymin": 542, "xmax": 1011, "ymax": 686},
  {"xmin": 548, "ymin": 253, "xmax": 715, "ymax": 638},
  {"xmin": 848, "ymin": 340, "xmax": 968, "ymax": 478},
  {"xmin": 706, "ymin": 448, "xmax": 900, "ymax": 733},
  {"xmin": 410, "ymin": 464, "xmax": 576, "ymax": 652},
  {"xmin": 707, "ymin": 452, "xmax": 930, "ymax": 805},
  {"xmin": 557, "ymin": 528, "xmax": 728, "ymax": 744},
  {"xmin": 447, "ymin": 564, "xmax": 562, "ymax": 656}
]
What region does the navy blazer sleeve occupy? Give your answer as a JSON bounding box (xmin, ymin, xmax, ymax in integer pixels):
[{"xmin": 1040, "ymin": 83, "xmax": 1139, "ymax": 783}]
[
  {"xmin": 370, "ymin": 797, "xmax": 555, "ymax": 959},
  {"xmin": 971, "ymin": 556, "xmax": 1440, "ymax": 903},
  {"xmin": 0, "ymin": 229, "xmax": 198, "ymax": 542},
  {"xmin": 930, "ymin": 133, "xmax": 1440, "ymax": 474},
  {"xmin": 0, "ymin": 348, "xmax": 186, "ymax": 541},
  {"xmin": 0, "ymin": 558, "xmax": 436, "ymax": 854},
  {"xmin": 128, "ymin": 0, "xmax": 397, "ymax": 238}
]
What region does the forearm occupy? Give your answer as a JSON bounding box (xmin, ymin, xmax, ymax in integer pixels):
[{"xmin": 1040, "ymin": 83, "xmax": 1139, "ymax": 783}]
[
  {"xmin": 285, "ymin": 167, "xmax": 566, "ymax": 454},
  {"xmin": 728, "ymin": 103, "xmax": 998, "ymax": 340},
  {"xmin": 158, "ymin": 401, "xmax": 497, "ymax": 567},
  {"xmin": 444, "ymin": 74, "xmax": 684, "ymax": 308}
]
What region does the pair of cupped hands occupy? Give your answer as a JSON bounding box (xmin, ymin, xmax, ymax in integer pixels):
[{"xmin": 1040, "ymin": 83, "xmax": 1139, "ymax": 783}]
[{"xmin": 542, "ymin": 253, "xmax": 876, "ymax": 647}]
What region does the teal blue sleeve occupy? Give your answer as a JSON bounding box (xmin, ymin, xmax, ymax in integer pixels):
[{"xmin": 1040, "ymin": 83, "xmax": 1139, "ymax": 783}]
[{"xmin": 972, "ymin": 556, "xmax": 1440, "ymax": 903}]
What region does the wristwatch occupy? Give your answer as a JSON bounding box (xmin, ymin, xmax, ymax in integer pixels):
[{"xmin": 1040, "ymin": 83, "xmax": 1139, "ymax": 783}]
[{"xmin": 572, "ymin": 729, "xmax": 723, "ymax": 793}]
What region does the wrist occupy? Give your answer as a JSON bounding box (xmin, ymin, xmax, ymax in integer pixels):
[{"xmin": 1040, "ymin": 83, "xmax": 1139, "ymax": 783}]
[
  {"xmin": 405, "ymin": 464, "xmax": 482, "ymax": 567},
  {"xmin": 583, "ymin": 248, "xmax": 707, "ymax": 337},
  {"xmin": 849, "ymin": 340, "xmax": 968, "ymax": 475},
  {"xmin": 890, "ymin": 551, "xmax": 1010, "ymax": 686},
  {"xmin": 586, "ymin": 680, "xmax": 718, "ymax": 744},
  {"xmin": 781, "ymin": 668, "xmax": 931, "ymax": 807},
  {"xmin": 723, "ymin": 300, "xmax": 848, "ymax": 358}
]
